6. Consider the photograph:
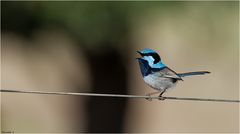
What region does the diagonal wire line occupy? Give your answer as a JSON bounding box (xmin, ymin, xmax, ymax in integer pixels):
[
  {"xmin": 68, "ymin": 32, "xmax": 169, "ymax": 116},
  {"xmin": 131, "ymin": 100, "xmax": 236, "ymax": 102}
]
[{"xmin": 1, "ymin": 89, "xmax": 239, "ymax": 103}]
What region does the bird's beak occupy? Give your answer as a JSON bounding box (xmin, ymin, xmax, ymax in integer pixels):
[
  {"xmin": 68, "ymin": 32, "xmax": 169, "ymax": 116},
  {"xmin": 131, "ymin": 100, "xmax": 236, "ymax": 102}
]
[
  {"xmin": 136, "ymin": 51, "xmax": 141, "ymax": 54},
  {"xmin": 136, "ymin": 51, "xmax": 142, "ymax": 60}
]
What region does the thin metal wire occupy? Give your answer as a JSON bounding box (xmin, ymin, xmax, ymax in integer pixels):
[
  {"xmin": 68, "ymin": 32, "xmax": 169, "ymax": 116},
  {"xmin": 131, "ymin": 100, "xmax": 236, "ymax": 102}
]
[{"xmin": 1, "ymin": 89, "xmax": 239, "ymax": 103}]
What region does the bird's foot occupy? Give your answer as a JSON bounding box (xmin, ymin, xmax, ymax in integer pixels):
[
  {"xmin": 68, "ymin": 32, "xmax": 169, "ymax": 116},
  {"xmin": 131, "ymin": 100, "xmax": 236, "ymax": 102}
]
[
  {"xmin": 158, "ymin": 90, "xmax": 166, "ymax": 101},
  {"xmin": 158, "ymin": 95, "xmax": 165, "ymax": 101},
  {"xmin": 145, "ymin": 93, "xmax": 153, "ymax": 101}
]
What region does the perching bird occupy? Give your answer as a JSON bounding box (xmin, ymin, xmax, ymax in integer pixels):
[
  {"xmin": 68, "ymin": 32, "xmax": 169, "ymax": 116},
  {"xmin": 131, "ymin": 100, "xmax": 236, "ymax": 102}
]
[{"xmin": 136, "ymin": 48, "xmax": 210, "ymax": 100}]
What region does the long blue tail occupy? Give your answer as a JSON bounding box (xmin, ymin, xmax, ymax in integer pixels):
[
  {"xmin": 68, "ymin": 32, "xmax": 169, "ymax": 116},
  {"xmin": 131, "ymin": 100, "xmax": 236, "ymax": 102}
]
[{"xmin": 178, "ymin": 71, "xmax": 210, "ymax": 77}]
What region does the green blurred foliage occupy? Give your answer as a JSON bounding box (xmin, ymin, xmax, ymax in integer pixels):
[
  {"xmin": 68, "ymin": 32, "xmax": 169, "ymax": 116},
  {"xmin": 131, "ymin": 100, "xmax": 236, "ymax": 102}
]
[{"xmin": 2, "ymin": 1, "xmax": 238, "ymax": 49}]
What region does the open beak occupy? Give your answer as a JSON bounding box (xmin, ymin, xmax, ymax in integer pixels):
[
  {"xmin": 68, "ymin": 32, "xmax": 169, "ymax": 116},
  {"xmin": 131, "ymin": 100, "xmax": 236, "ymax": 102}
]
[
  {"xmin": 136, "ymin": 51, "xmax": 142, "ymax": 60},
  {"xmin": 136, "ymin": 51, "xmax": 141, "ymax": 54}
]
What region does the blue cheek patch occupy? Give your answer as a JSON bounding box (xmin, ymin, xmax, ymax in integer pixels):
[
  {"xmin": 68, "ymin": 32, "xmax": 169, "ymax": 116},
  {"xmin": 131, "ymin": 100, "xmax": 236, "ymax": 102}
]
[
  {"xmin": 142, "ymin": 56, "xmax": 154, "ymax": 64},
  {"xmin": 142, "ymin": 56, "xmax": 166, "ymax": 69}
]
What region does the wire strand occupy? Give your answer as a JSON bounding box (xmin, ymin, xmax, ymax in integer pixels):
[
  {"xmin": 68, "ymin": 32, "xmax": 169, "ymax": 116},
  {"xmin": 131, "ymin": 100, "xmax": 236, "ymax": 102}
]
[{"xmin": 1, "ymin": 89, "xmax": 239, "ymax": 103}]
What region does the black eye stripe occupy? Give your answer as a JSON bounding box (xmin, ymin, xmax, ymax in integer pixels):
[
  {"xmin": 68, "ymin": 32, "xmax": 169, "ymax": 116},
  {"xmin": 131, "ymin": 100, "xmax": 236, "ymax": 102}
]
[
  {"xmin": 141, "ymin": 52, "xmax": 161, "ymax": 63},
  {"xmin": 151, "ymin": 53, "xmax": 161, "ymax": 63}
]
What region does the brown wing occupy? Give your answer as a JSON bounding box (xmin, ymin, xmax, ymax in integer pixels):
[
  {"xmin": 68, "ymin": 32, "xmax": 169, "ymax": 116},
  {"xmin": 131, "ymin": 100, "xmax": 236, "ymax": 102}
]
[{"xmin": 156, "ymin": 67, "xmax": 182, "ymax": 80}]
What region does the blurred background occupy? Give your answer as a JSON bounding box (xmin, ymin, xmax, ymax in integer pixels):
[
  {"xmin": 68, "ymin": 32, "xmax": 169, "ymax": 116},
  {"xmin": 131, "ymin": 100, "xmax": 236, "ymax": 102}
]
[{"xmin": 1, "ymin": 1, "xmax": 239, "ymax": 133}]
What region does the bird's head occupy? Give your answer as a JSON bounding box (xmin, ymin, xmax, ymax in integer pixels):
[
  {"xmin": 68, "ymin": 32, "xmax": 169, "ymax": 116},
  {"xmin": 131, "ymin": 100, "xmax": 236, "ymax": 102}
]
[
  {"xmin": 137, "ymin": 48, "xmax": 161, "ymax": 64},
  {"xmin": 136, "ymin": 48, "xmax": 166, "ymax": 69}
]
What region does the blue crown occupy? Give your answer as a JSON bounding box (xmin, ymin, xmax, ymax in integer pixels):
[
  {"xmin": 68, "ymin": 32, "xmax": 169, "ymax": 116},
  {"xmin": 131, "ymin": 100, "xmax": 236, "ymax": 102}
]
[{"xmin": 139, "ymin": 48, "xmax": 156, "ymax": 54}]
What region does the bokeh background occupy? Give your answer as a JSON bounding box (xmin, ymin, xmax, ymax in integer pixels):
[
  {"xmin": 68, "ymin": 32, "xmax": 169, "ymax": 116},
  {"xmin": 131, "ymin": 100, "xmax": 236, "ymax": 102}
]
[{"xmin": 1, "ymin": 1, "xmax": 239, "ymax": 133}]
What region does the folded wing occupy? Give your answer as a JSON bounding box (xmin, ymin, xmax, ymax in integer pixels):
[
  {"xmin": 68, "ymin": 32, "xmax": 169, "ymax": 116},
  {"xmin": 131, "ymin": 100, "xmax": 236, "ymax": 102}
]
[{"xmin": 154, "ymin": 67, "xmax": 183, "ymax": 80}]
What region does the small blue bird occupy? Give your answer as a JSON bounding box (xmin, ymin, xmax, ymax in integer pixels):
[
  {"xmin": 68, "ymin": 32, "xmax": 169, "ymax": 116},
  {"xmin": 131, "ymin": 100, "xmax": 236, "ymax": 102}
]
[{"xmin": 136, "ymin": 48, "xmax": 210, "ymax": 100}]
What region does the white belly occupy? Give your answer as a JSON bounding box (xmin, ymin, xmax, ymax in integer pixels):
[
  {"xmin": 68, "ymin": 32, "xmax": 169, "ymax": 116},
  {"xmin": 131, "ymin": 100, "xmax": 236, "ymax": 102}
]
[{"xmin": 143, "ymin": 74, "xmax": 177, "ymax": 92}]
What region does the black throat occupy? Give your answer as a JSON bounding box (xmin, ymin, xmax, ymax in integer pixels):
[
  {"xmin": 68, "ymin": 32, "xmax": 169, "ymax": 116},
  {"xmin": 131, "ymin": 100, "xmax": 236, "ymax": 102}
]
[{"xmin": 137, "ymin": 58, "xmax": 162, "ymax": 77}]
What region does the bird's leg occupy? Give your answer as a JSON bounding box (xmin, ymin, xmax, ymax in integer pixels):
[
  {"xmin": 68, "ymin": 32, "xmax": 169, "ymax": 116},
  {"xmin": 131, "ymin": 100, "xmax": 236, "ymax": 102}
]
[
  {"xmin": 145, "ymin": 91, "xmax": 159, "ymax": 101},
  {"xmin": 158, "ymin": 89, "xmax": 166, "ymax": 100}
]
